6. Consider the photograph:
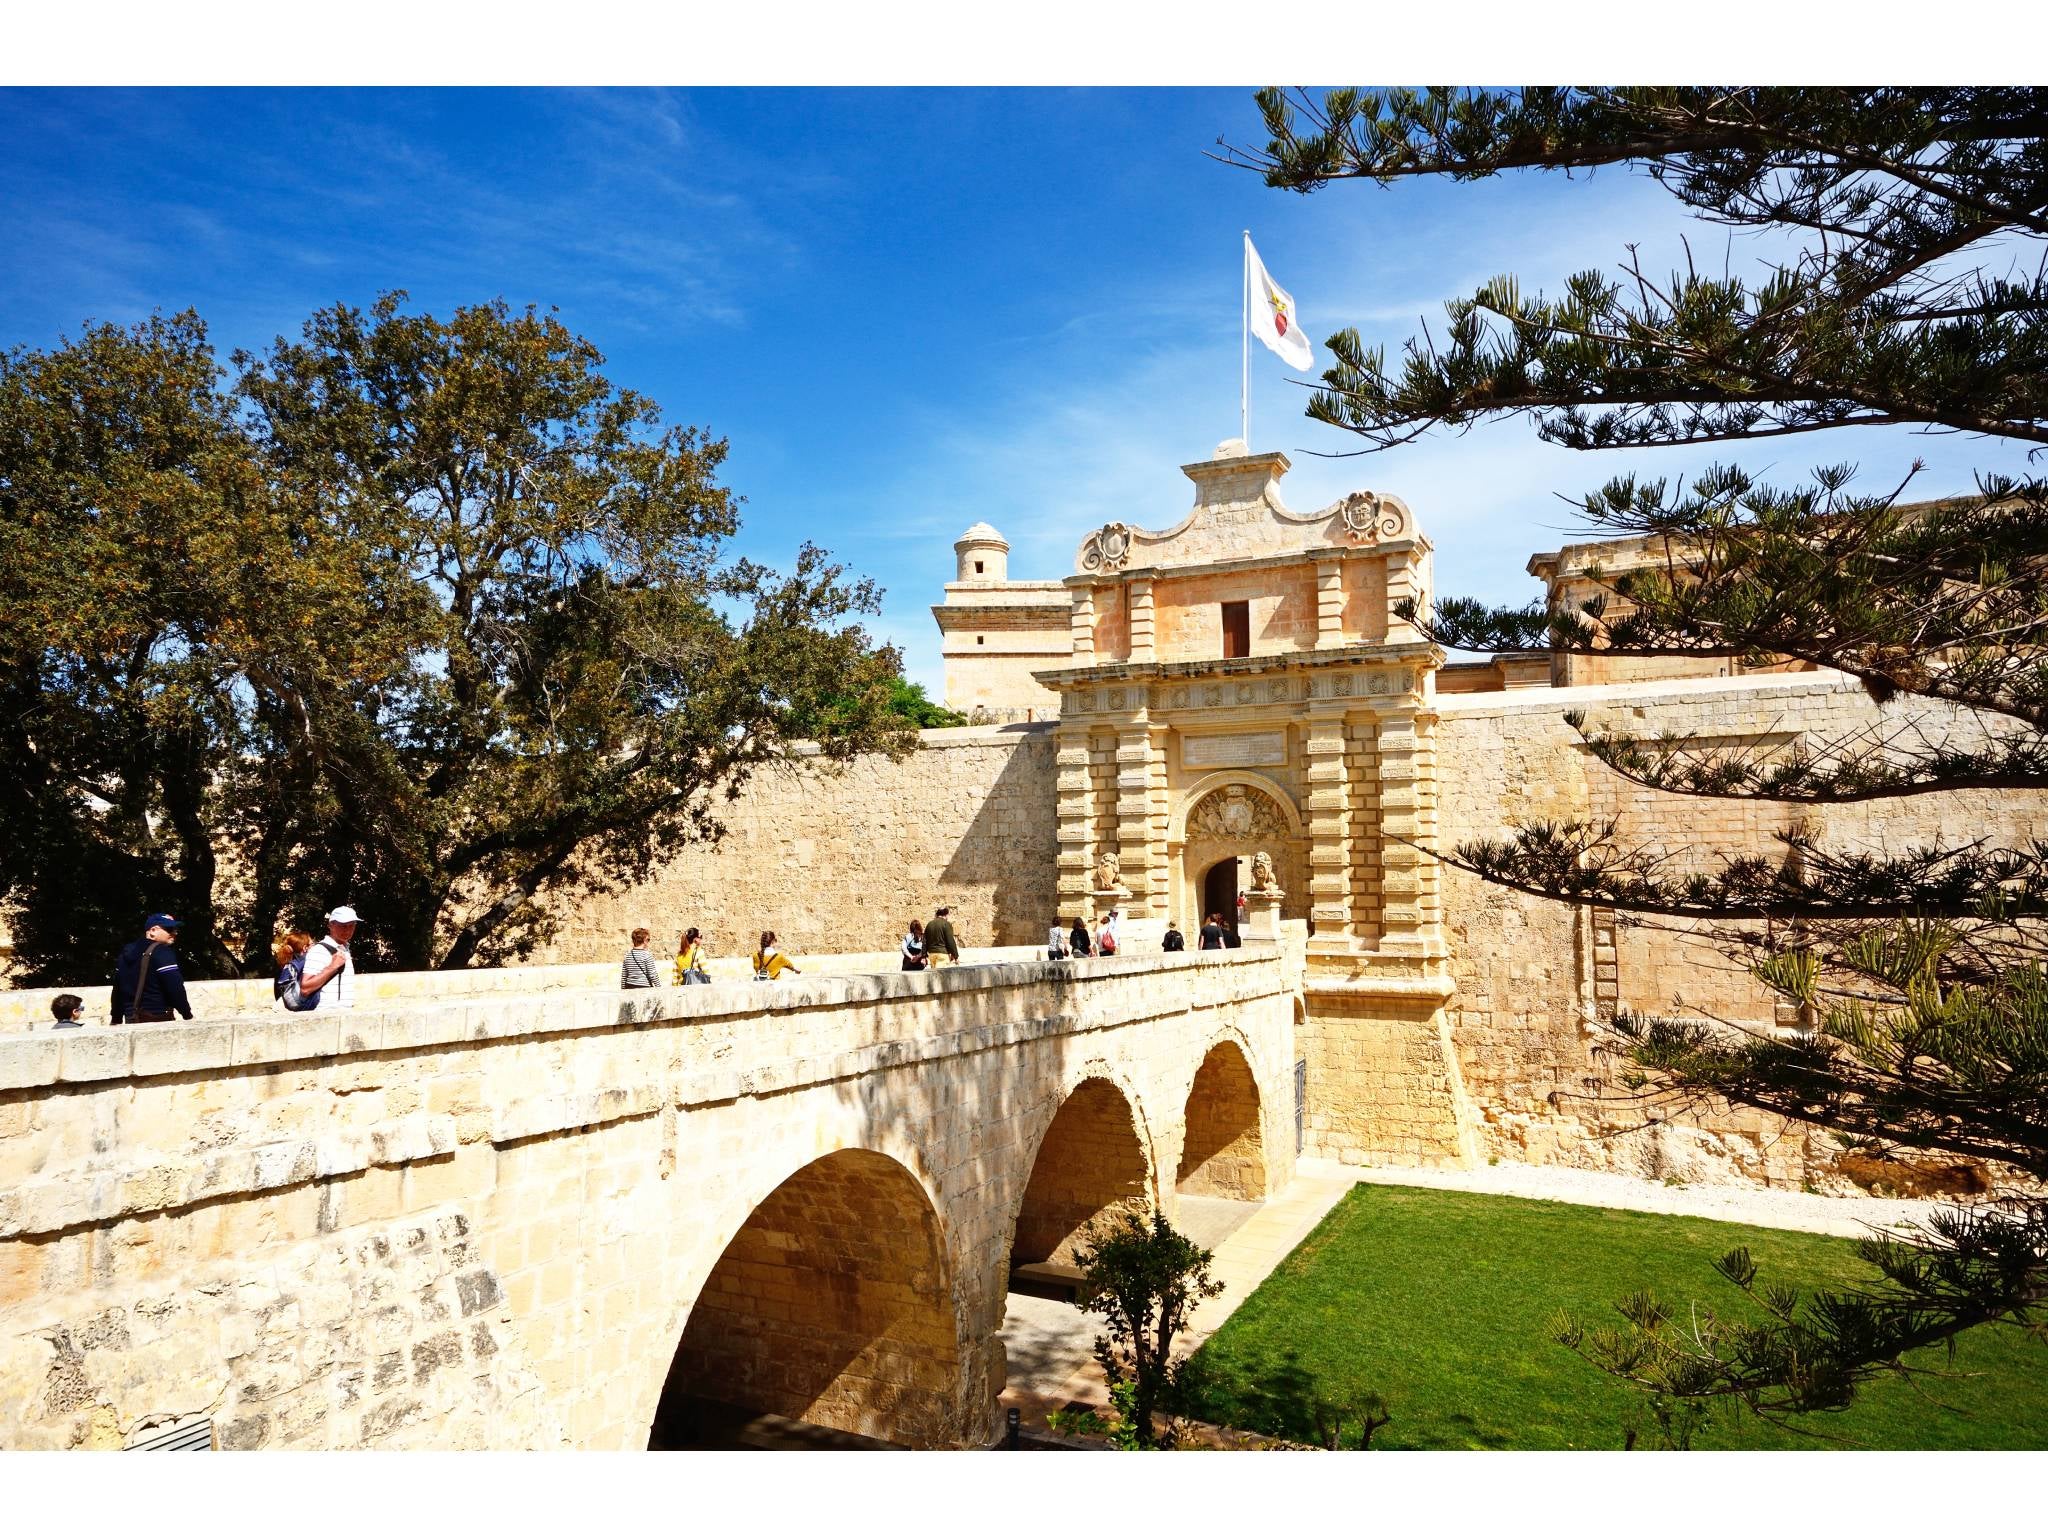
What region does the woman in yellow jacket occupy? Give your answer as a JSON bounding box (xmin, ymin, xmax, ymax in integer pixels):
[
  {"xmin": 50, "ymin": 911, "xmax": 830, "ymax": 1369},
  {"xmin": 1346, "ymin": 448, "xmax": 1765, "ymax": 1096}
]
[
  {"xmin": 752, "ymin": 930, "xmax": 802, "ymax": 980},
  {"xmin": 674, "ymin": 927, "xmax": 709, "ymax": 985}
]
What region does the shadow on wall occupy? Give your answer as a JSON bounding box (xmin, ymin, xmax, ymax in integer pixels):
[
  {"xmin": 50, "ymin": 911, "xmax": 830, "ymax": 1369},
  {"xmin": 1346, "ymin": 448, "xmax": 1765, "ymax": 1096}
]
[{"xmin": 938, "ymin": 730, "xmax": 1060, "ymax": 947}]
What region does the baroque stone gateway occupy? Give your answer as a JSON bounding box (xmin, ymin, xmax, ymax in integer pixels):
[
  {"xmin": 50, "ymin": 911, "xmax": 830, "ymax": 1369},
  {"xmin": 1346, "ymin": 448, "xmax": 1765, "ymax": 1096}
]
[{"xmin": 2, "ymin": 440, "xmax": 2036, "ymax": 1449}]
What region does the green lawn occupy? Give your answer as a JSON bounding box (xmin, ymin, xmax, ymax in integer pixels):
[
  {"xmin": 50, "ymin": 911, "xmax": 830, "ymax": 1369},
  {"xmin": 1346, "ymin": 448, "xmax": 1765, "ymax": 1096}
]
[{"xmin": 1185, "ymin": 1184, "xmax": 2048, "ymax": 1449}]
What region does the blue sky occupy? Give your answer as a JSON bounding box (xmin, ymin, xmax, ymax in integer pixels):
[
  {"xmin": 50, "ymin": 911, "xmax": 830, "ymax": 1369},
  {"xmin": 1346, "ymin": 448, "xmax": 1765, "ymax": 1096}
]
[{"xmin": 4, "ymin": 86, "xmax": 2037, "ymax": 693}]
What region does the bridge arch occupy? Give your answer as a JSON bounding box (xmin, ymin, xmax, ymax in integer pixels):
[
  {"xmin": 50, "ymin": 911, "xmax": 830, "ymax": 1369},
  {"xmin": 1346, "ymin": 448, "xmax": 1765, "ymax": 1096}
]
[
  {"xmin": 648, "ymin": 1147, "xmax": 961, "ymax": 1448},
  {"xmin": 1009, "ymin": 1064, "xmax": 1159, "ymax": 1270},
  {"xmin": 1174, "ymin": 1036, "xmax": 1268, "ymax": 1201}
]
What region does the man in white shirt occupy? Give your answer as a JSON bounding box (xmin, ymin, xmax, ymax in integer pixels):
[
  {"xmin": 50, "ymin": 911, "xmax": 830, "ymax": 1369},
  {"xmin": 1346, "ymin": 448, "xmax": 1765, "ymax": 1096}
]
[{"xmin": 301, "ymin": 905, "xmax": 361, "ymax": 1009}]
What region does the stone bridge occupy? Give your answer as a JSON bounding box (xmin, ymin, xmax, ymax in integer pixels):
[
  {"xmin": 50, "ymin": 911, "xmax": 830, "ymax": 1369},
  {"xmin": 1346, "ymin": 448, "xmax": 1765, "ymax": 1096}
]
[{"xmin": 0, "ymin": 947, "xmax": 1298, "ymax": 1449}]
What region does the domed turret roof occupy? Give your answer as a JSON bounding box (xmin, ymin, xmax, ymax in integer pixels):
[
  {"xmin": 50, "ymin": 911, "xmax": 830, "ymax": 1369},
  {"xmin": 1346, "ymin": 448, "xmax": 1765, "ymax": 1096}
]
[{"xmin": 956, "ymin": 521, "xmax": 1007, "ymax": 545}]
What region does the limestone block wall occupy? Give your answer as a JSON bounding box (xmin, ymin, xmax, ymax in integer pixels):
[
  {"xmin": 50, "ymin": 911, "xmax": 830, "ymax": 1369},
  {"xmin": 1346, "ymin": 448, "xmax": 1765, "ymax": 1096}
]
[
  {"xmin": 526, "ymin": 724, "xmax": 1060, "ymax": 964},
  {"xmin": 1433, "ymin": 672, "xmax": 2047, "ymax": 1186},
  {"xmin": 0, "ymin": 948, "xmax": 1296, "ymax": 1450}
]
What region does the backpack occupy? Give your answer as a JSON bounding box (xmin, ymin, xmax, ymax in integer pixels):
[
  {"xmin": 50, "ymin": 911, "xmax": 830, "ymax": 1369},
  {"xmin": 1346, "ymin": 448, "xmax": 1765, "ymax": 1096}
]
[
  {"xmin": 279, "ymin": 950, "xmax": 322, "ymax": 1012},
  {"xmin": 1098, "ymin": 927, "xmax": 1117, "ymax": 956}
]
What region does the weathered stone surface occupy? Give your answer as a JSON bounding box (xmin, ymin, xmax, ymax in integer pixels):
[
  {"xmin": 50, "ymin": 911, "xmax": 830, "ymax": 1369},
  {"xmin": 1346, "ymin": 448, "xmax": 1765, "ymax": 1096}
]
[{"xmin": 0, "ymin": 952, "xmax": 1295, "ymax": 1450}]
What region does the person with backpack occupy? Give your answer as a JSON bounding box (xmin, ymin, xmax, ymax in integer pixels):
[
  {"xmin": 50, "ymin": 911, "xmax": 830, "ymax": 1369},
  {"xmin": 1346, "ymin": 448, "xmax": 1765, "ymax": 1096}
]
[
  {"xmin": 674, "ymin": 927, "xmax": 711, "ymax": 985},
  {"xmin": 300, "ymin": 906, "xmax": 361, "ymax": 1009},
  {"xmin": 752, "ymin": 931, "xmax": 802, "ymax": 980},
  {"xmin": 272, "ymin": 930, "xmax": 323, "ymax": 1012},
  {"xmin": 1096, "ymin": 909, "xmax": 1119, "ymax": 957},
  {"xmin": 1162, "ymin": 921, "xmax": 1186, "ymax": 953},
  {"xmin": 110, "ymin": 914, "xmax": 194, "ymax": 1024}
]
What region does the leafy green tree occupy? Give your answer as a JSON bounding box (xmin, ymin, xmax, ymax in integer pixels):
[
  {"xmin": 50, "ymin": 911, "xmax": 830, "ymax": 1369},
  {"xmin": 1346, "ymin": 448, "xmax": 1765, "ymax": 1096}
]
[
  {"xmin": 887, "ymin": 677, "xmax": 968, "ymax": 729},
  {"xmin": 1230, "ymin": 87, "xmax": 2048, "ymax": 1429},
  {"xmin": 1, "ymin": 294, "xmax": 914, "ymax": 979},
  {"xmin": 1073, "ymin": 1207, "xmax": 1224, "ymax": 1449}
]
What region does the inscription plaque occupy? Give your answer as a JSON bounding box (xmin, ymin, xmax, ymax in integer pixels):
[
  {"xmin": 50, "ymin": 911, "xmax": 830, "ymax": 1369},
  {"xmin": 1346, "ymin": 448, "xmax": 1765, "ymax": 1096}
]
[{"xmin": 1182, "ymin": 731, "xmax": 1286, "ymax": 769}]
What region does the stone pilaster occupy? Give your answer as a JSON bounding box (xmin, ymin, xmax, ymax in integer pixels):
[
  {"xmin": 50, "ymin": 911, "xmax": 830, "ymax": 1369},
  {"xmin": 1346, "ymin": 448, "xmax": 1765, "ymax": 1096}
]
[
  {"xmin": 1114, "ymin": 719, "xmax": 1158, "ymax": 915},
  {"xmin": 1069, "ymin": 584, "xmax": 1096, "ymax": 660},
  {"xmin": 1054, "ymin": 723, "xmax": 1095, "ymax": 924},
  {"xmin": 1127, "ymin": 577, "xmax": 1156, "ymax": 663},
  {"xmin": 1311, "ymin": 551, "xmax": 1345, "ymax": 646},
  {"xmin": 1385, "ymin": 549, "xmax": 1422, "ymax": 643},
  {"xmin": 1303, "ymin": 707, "xmax": 1352, "ymax": 951},
  {"xmin": 1345, "ymin": 714, "xmax": 1382, "ymax": 948},
  {"xmin": 1374, "ymin": 709, "xmax": 1440, "ymax": 957}
]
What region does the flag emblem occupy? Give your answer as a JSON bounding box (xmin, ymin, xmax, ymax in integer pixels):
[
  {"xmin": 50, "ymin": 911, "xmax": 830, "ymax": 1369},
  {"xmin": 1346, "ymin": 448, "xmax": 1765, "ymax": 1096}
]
[{"xmin": 1247, "ymin": 237, "xmax": 1312, "ymax": 370}]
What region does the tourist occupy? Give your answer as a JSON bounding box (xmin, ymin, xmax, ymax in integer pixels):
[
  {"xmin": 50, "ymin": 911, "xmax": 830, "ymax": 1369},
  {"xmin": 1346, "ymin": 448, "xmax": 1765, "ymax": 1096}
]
[
  {"xmin": 111, "ymin": 913, "xmax": 194, "ymax": 1024},
  {"xmin": 1223, "ymin": 920, "xmax": 1243, "ymax": 950},
  {"xmin": 1096, "ymin": 908, "xmax": 1120, "ymax": 956},
  {"xmin": 300, "ymin": 906, "xmax": 361, "ymax": 1010},
  {"xmin": 753, "ymin": 931, "xmax": 802, "ymax": 980},
  {"xmin": 925, "ymin": 906, "xmax": 961, "ymax": 968},
  {"xmin": 901, "ymin": 918, "xmax": 928, "ymax": 971},
  {"xmin": 1047, "ymin": 921, "xmax": 1069, "ymax": 961},
  {"xmin": 622, "ymin": 927, "xmax": 661, "ymax": 989},
  {"xmin": 675, "ymin": 927, "xmax": 710, "ymax": 985},
  {"xmin": 50, "ymin": 994, "xmax": 85, "ymax": 1029},
  {"xmin": 1199, "ymin": 912, "xmax": 1225, "ymax": 950},
  {"xmin": 1068, "ymin": 915, "xmax": 1093, "ymax": 958},
  {"xmin": 271, "ymin": 930, "xmax": 321, "ymax": 1011},
  {"xmin": 1162, "ymin": 920, "xmax": 1186, "ymax": 953},
  {"xmin": 1235, "ymin": 891, "xmax": 1248, "ymax": 930}
]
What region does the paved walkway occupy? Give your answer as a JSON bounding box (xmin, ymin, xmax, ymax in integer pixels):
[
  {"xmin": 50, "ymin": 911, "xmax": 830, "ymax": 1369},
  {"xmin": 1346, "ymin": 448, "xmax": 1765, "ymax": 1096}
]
[
  {"xmin": 995, "ymin": 1154, "xmax": 1958, "ymax": 1427},
  {"xmin": 997, "ymin": 1164, "xmax": 1361, "ymax": 1419}
]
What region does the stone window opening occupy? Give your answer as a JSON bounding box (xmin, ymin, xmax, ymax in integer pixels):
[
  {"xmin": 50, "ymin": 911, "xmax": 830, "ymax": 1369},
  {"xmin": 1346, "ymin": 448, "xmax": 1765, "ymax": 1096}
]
[
  {"xmin": 974, "ymin": 560, "xmax": 984, "ymax": 574},
  {"xmin": 977, "ymin": 635, "xmax": 984, "ymax": 645},
  {"xmin": 1222, "ymin": 600, "xmax": 1250, "ymax": 659}
]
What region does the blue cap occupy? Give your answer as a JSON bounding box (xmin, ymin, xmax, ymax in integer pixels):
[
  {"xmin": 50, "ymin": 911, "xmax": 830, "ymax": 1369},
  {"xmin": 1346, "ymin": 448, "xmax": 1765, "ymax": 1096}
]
[{"xmin": 144, "ymin": 913, "xmax": 182, "ymax": 931}]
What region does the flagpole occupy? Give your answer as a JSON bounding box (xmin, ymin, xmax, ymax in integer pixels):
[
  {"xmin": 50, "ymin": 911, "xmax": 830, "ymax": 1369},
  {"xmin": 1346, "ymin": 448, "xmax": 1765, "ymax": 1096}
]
[{"xmin": 1241, "ymin": 230, "xmax": 1250, "ymax": 447}]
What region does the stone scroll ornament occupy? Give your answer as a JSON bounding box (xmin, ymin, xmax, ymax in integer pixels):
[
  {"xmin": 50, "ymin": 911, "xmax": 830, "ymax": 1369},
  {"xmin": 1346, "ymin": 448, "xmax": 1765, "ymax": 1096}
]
[
  {"xmin": 1319, "ymin": 491, "xmax": 1412, "ymax": 544},
  {"xmin": 1185, "ymin": 784, "xmax": 1290, "ymax": 841},
  {"xmin": 1079, "ymin": 521, "xmax": 1133, "ymax": 573}
]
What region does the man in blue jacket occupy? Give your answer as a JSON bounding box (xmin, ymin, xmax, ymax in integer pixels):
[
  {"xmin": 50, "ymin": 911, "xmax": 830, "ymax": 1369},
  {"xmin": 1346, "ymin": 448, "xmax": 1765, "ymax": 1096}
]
[{"xmin": 111, "ymin": 914, "xmax": 194, "ymax": 1024}]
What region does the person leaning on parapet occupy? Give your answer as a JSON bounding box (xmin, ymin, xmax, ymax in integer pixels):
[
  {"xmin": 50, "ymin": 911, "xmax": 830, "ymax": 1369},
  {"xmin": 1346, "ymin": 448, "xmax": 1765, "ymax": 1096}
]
[
  {"xmin": 111, "ymin": 913, "xmax": 194, "ymax": 1024},
  {"xmin": 271, "ymin": 930, "xmax": 323, "ymax": 1012},
  {"xmin": 1068, "ymin": 915, "xmax": 1092, "ymax": 958},
  {"xmin": 753, "ymin": 931, "xmax": 802, "ymax": 980},
  {"xmin": 50, "ymin": 994, "xmax": 87, "ymax": 1029},
  {"xmin": 1162, "ymin": 920, "xmax": 1186, "ymax": 953},
  {"xmin": 622, "ymin": 927, "xmax": 662, "ymax": 989},
  {"xmin": 924, "ymin": 906, "xmax": 961, "ymax": 968},
  {"xmin": 1047, "ymin": 921, "xmax": 1069, "ymax": 961},
  {"xmin": 1198, "ymin": 912, "xmax": 1225, "ymax": 951},
  {"xmin": 300, "ymin": 906, "xmax": 361, "ymax": 1009}
]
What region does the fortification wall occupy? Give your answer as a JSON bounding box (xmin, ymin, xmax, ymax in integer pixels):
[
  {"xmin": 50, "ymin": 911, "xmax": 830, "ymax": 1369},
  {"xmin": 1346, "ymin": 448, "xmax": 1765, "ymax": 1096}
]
[
  {"xmin": 1433, "ymin": 671, "xmax": 2045, "ymax": 1186},
  {"xmin": 527, "ymin": 724, "xmax": 1060, "ymax": 965}
]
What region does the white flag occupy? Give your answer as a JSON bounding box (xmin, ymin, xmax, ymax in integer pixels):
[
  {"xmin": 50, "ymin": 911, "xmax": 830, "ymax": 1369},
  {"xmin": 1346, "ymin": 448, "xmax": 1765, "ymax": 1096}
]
[{"xmin": 1247, "ymin": 237, "xmax": 1313, "ymax": 371}]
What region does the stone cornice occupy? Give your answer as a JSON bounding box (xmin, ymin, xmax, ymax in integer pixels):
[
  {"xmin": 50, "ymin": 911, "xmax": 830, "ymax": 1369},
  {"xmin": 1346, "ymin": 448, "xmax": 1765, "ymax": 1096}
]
[{"xmin": 1032, "ymin": 639, "xmax": 1439, "ymax": 691}]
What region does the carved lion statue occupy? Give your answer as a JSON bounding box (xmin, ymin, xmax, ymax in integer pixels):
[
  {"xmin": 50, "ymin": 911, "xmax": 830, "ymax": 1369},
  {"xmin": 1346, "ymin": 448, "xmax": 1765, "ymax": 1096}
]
[
  {"xmin": 1250, "ymin": 850, "xmax": 1279, "ymax": 893},
  {"xmin": 1093, "ymin": 850, "xmax": 1122, "ymax": 891}
]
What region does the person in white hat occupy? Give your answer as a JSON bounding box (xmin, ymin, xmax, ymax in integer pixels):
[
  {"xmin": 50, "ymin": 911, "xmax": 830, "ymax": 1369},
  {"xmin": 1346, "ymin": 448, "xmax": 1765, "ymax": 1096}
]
[{"xmin": 301, "ymin": 905, "xmax": 361, "ymax": 1010}]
